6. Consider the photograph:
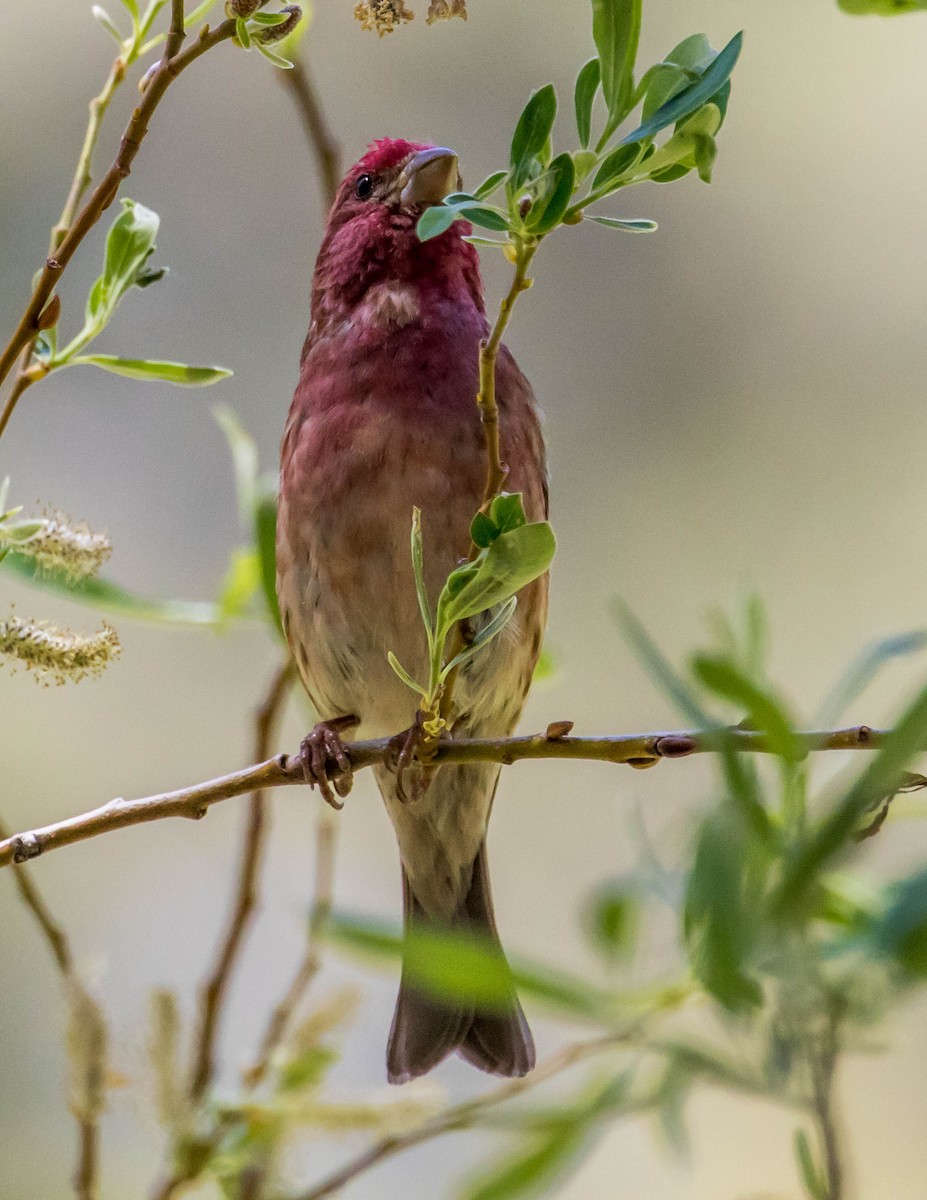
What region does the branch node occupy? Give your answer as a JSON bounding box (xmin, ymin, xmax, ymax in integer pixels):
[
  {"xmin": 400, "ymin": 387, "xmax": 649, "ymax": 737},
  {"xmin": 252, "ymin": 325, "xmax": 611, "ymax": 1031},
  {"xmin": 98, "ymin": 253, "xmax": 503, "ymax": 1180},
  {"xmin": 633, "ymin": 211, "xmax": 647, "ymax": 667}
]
[
  {"xmin": 654, "ymin": 734, "xmax": 697, "ymax": 759},
  {"xmin": 12, "ymin": 833, "xmax": 41, "ymax": 863},
  {"xmin": 857, "ymin": 725, "xmax": 871, "ymax": 744}
]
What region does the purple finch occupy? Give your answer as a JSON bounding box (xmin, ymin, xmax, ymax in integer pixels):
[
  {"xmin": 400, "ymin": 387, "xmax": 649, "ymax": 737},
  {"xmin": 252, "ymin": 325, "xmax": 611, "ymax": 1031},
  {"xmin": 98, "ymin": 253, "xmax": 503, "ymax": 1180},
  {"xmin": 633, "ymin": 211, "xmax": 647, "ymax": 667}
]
[{"xmin": 277, "ymin": 139, "xmax": 548, "ymax": 1082}]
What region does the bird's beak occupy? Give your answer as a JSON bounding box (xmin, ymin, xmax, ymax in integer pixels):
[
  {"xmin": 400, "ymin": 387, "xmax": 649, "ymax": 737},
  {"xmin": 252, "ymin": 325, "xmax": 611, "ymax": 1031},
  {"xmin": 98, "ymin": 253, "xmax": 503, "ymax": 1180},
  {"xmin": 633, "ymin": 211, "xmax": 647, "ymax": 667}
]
[{"xmin": 399, "ymin": 147, "xmax": 459, "ymax": 208}]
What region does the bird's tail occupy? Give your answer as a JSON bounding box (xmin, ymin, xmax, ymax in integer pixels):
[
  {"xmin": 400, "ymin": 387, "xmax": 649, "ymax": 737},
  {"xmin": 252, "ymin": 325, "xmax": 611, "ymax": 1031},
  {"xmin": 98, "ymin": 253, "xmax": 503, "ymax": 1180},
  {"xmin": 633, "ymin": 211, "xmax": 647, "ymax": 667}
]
[{"xmin": 387, "ymin": 842, "xmax": 535, "ymax": 1085}]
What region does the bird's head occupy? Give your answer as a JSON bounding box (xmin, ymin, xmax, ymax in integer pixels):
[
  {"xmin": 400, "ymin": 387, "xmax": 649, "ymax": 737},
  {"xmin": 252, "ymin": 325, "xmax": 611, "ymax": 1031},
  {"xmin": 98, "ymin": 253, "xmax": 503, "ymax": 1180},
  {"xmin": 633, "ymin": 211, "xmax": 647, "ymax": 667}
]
[{"xmin": 311, "ymin": 138, "xmax": 484, "ymax": 330}]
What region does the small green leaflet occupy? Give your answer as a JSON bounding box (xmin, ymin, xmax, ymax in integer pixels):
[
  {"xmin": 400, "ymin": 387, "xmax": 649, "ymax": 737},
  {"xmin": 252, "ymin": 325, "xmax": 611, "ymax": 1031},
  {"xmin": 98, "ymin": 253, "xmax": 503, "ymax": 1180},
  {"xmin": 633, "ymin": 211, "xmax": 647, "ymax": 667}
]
[
  {"xmin": 70, "ymin": 355, "xmax": 231, "ymax": 386},
  {"xmin": 585, "ymin": 216, "xmax": 657, "ymax": 233},
  {"xmin": 621, "ymin": 31, "xmax": 743, "ymax": 146}
]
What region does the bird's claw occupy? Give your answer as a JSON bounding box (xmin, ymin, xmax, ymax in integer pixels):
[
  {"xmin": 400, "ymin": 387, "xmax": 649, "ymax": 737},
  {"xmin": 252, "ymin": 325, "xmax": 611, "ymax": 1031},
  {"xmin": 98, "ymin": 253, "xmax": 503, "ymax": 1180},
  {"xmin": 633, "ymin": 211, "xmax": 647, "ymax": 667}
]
[
  {"xmin": 384, "ymin": 712, "xmax": 434, "ymax": 804},
  {"xmin": 298, "ymin": 715, "xmax": 358, "ymax": 810}
]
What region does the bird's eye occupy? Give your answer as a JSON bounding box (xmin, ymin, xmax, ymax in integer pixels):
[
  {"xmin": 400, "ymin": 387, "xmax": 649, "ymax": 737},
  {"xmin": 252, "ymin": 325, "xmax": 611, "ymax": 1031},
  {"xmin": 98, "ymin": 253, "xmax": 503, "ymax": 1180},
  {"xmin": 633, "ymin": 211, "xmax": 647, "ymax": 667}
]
[{"xmin": 354, "ymin": 174, "xmax": 374, "ymax": 200}]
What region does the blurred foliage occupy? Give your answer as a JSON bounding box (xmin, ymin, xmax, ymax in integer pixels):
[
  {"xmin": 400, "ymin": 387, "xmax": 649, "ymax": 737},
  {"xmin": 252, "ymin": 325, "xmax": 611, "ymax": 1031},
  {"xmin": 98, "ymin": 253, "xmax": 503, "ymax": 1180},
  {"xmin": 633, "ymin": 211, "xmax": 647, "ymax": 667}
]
[{"xmin": 334, "ymin": 595, "xmax": 927, "ymax": 1198}]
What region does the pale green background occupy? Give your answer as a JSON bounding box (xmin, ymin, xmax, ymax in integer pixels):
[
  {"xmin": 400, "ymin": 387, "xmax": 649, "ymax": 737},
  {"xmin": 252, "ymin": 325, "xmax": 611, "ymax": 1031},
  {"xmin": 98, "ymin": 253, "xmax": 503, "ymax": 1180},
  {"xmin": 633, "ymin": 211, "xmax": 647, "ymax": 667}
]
[{"xmin": 3, "ymin": 1, "xmax": 927, "ymax": 1196}]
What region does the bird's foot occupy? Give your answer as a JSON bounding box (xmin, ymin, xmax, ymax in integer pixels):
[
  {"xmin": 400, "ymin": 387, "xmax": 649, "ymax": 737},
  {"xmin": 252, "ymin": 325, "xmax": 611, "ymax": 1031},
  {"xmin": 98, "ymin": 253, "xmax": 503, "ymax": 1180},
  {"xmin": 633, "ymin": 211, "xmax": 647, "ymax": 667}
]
[
  {"xmin": 297, "ymin": 714, "xmax": 359, "ymax": 810},
  {"xmin": 384, "ymin": 710, "xmax": 438, "ymax": 804}
]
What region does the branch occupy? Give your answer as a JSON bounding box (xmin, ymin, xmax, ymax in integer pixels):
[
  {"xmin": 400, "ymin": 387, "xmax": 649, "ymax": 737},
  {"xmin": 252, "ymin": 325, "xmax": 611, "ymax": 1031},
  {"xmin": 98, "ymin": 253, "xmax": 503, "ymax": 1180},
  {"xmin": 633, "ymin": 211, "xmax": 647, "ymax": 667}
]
[
  {"xmin": 188, "ymin": 656, "xmax": 295, "ymax": 1101},
  {"xmin": 278, "ymin": 54, "xmax": 342, "ymax": 207},
  {"xmin": 285, "ymin": 1029, "xmax": 640, "ymax": 1200},
  {"xmin": 437, "ymin": 237, "xmax": 539, "ymax": 728},
  {"xmin": 0, "ymin": 724, "xmax": 884, "ymax": 870},
  {"xmin": 245, "ymin": 800, "xmax": 337, "ymax": 1086},
  {"xmin": 0, "ymin": 13, "xmax": 239, "ymax": 432},
  {"xmin": 0, "ymin": 818, "xmax": 101, "ymax": 1200}
]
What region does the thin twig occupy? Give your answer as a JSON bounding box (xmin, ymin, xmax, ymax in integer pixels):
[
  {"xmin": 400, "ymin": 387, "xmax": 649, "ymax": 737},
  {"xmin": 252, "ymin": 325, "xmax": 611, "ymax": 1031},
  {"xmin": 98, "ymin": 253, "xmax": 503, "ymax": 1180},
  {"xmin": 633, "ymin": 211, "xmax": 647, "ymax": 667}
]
[
  {"xmin": 0, "ymin": 817, "xmax": 74, "ymax": 972},
  {"xmin": 810, "ymin": 1001, "xmax": 849, "ymax": 1200},
  {"xmin": 285, "ymin": 1029, "xmax": 639, "ymax": 1200},
  {"xmin": 0, "ymin": 818, "xmax": 101, "ymax": 1200},
  {"xmin": 188, "ymin": 657, "xmax": 295, "ymax": 1100},
  {"xmin": 438, "ymin": 237, "xmax": 539, "ymax": 726},
  {"xmin": 73, "ymin": 1121, "xmax": 100, "ymax": 1200},
  {"xmin": 246, "ymin": 801, "xmax": 337, "ymax": 1086},
  {"xmin": 0, "ymin": 724, "xmax": 886, "ymax": 870},
  {"xmin": 0, "ymin": 14, "xmax": 240, "ymax": 427},
  {"xmin": 0, "ymin": 41, "xmax": 132, "ymax": 438},
  {"xmin": 278, "ymin": 55, "xmax": 341, "ymax": 207},
  {"xmin": 51, "ymin": 51, "xmax": 130, "ymax": 251}
]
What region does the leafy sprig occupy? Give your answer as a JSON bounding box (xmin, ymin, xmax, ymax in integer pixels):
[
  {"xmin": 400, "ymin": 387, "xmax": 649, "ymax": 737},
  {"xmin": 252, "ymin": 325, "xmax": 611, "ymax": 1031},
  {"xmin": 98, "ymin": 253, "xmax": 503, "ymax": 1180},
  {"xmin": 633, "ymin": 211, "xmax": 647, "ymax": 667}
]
[
  {"xmin": 388, "ymin": 495, "xmax": 555, "ymax": 732},
  {"xmin": 417, "ymin": 2, "xmax": 743, "ymax": 249}
]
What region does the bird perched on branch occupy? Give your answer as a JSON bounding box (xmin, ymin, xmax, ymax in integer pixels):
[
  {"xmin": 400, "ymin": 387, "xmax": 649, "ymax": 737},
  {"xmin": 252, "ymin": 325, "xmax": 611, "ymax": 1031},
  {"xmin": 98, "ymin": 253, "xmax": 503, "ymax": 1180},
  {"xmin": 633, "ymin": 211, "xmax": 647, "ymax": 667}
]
[{"xmin": 277, "ymin": 138, "xmax": 548, "ymax": 1083}]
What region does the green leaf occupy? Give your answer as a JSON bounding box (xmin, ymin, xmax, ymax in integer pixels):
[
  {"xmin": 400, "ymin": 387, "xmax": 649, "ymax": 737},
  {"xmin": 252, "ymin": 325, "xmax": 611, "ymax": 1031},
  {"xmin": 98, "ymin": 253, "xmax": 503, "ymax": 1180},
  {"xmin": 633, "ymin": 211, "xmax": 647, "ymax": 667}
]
[
  {"xmin": 489, "ymin": 492, "xmax": 529, "ymax": 534},
  {"xmin": 418, "ymin": 199, "xmax": 509, "ymax": 242},
  {"xmin": 255, "ymin": 492, "xmax": 283, "ymax": 635},
  {"xmin": 470, "ymin": 511, "xmax": 498, "ymax": 549},
  {"xmin": 634, "ymin": 104, "xmax": 722, "ymax": 184},
  {"xmin": 612, "ymin": 599, "xmax": 715, "ymax": 727},
  {"xmin": 119, "ymin": 0, "xmax": 139, "ymax": 19},
  {"xmin": 592, "ymin": 0, "xmax": 642, "ymax": 131},
  {"xmin": 684, "ymin": 801, "xmax": 766, "ymax": 1010},
  {"xmin": 816, "ymin": 629, "xmax": 927, "ymax": 727},
  {"xmin": 441, "ymin": 597, "xmax": 517, "ymax": 678},
  {"xmin": 329, "ymin": 916, "xmax": 515, "ymax": 1010},
  {"xmin": 573, "ymin": 57, "xmax": 601, "ymax": 149},
  {"xmin": 692, "ymin": 654, "xmax": 800, "ymax": 763},
  {"xmin": 417, "ymin": 204, "xmax": 461, "ymax": 242},
  {"xmin": 387, "ymin": 651, "xmax": 427, "ymax": 697},
  {"xmin": 864, "ymin": 868, "xmax": 927, "ymax": 977},
  {"xmin": 641, "ymin": 64, "xmax": 690, "ymax": 122},
  {"xmin": 584, "ymin": 882, "xmax": 638, "ymax": 964},
  {"xmin": 463, "ymin": 236, "xmax": 509, "ymax": 249},
  {"xmin": 775, "ymin": 681, "xmax": 927, "ymax": 916},
  {"xmin": 4, "ymin": 553, "xmax": 230, "ymax": 627},
  {"xmin": 657, "ymin": 1038, "xmax": 765, "ymax": 1096},
  {"xmin": 666, "ymin": 33, "xmax": 717, "ymax": 72},
  {"xmin": 463, "ymin": 206, "xmax": 511, "ymax": 232},
  {"xmin": 255, "ymin": 40, "xmax": 294, "ymax": 68},
  {"xmin": 250, "ymin": 9, "xmax": 290, "ymax": 23},
  {"xmin": 473, "ymin": 171, "xmax": 509, "ymax": 201},
  {"xmin": 621, "ymin": 31, "xmax": 743, "ymax": 145},
  {"xmin": 436, "ymin": 521, "xmax": 555, "ymax": 633},
  {"xmin": 795, "ymin": 1129, "xmax": 829, "ymax": 1200},
  {"xmin": 87, "ymin": 198, "xmax": 160, "ymax": 326},
  {"xmin": 70, "ymin": 356, "xmax": 231, "ymax": 386},
  {"xmin": 464, "ymin": 1122, "xmax": 588, "ymax": 1200},
  {"xmin": 585, "ymin": 215, "xmax": 657, "ymax": 233},
  {"xmin": 839, "ymin": 0, "xmax": 927, "ymax": 10},
  {"xmin": 217, "ymin": 547, "xmax": 260, "ymax": 622},
  {"xmin": 236, "ymin": 16, "xmax": 252, "ymax": 47},
  {"xmin": 510, "ymin": 84, "xmax": 557, "ymax": 190},
  {"xmin": 526, "ymin": 153, "xmax": 576, "ymax": 234},
  {"xmin": 532, "ymin": 644, "xmax": 556, "ymax": 682},
  {"xmin": 329, "ymin": 913, "xmax": 619, "ymax": 1023},
  {"xmin": 409, "ymin": 507, "xmax": 434, "ymax": 655},
  {"xmin": 278, "ymin": 1046, "xmax": 338, "ymax": 1092},
  {"xmin": 92, "ymin": 5, "xmax": 123, "ymax": 42},
  {"xmin": 214, "ymin": 404, "xmax": 259, "ymax": 529},
  {"xmin": 590, "ymin": 142, "xmax": 642, "ymax": 194}
]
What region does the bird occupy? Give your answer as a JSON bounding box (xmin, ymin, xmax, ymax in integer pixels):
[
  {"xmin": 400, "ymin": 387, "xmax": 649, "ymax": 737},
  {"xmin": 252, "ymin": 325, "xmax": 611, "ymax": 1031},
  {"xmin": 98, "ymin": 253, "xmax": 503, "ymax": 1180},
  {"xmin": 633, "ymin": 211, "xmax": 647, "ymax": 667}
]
[{"xmin": 277, "ymin": 137, "xmax": 548, "ymax": 1084}]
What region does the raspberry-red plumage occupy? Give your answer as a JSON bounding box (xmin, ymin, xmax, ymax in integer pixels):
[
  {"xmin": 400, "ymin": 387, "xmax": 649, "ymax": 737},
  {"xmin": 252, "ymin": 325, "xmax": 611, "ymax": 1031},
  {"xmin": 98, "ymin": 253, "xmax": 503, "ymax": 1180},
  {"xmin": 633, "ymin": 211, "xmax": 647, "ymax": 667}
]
[{"xmin": 277, "ymin": 138, "xmax": 548, "ymax": 1083}]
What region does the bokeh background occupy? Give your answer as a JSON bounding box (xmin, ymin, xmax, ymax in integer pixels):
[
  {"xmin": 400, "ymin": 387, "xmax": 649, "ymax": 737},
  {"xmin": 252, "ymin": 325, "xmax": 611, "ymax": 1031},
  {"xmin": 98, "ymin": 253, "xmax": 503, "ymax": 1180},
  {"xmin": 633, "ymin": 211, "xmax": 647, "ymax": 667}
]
[{"xmin": 4, "ymin": 1, "xmax": 927, "ymax": 1196}]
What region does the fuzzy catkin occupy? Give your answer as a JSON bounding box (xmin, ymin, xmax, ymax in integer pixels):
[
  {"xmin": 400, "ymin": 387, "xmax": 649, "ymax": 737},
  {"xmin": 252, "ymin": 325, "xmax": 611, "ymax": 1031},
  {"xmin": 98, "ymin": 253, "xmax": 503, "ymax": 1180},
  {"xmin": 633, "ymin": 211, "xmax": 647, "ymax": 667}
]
[
  {"xmin": 0, "ymin": 615, "xmax": 120, "ymax": 684},
  {"xmin": 12, "ymin": 513, "xmax": 111, "ymax": 581},
  {"xmin": 354, "ymin": 0, "xmax": 414, "ymax": 34}
]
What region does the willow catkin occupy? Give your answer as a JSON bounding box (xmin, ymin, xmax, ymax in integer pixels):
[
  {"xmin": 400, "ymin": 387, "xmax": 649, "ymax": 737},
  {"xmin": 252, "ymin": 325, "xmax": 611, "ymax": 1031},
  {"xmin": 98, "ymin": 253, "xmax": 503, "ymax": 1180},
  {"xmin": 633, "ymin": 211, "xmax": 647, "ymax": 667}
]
[{"xmin": 0, "ymin": 615, "xmax": 120, "ymax": 684}]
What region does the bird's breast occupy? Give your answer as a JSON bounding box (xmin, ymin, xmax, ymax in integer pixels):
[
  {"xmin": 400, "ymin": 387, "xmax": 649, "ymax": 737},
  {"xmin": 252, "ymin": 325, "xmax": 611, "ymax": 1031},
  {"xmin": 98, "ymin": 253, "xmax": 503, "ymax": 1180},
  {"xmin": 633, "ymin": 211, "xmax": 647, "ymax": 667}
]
[{"xmin": 277, "ymin": 314, "xmax": 547, "ymax": 737}]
